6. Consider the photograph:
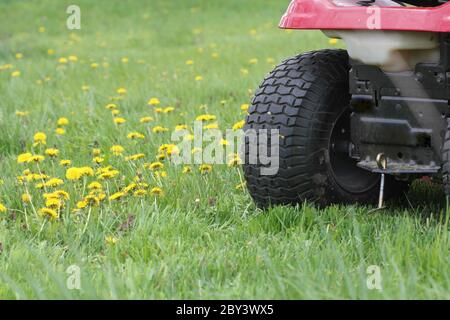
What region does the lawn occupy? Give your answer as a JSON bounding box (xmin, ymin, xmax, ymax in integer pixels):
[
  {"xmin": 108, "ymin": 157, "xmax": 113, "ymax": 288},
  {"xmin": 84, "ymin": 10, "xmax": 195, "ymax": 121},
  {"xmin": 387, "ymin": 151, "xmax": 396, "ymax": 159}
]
[{"xmin": 0, "ymin": 0, "xmax": 449, "ymax": 299}]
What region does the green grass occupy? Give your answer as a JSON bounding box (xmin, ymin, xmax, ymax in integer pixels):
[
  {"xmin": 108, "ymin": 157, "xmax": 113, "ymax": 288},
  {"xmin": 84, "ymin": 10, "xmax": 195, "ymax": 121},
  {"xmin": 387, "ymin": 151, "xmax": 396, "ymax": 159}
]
[{"xmin": 0, "ymin": 0, "xmax": 449, "ymax": 299}]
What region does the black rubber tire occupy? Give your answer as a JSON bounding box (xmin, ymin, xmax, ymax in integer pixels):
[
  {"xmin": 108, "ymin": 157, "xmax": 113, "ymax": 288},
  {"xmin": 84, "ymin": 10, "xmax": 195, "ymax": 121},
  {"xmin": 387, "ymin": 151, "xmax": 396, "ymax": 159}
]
[
  {"xmin": 442, "ymin": 119, "xmax": 450, "ymax": 196},
  {"xmin": 243, "ymin": 49, "xmax": 404, "ymax": 208}
]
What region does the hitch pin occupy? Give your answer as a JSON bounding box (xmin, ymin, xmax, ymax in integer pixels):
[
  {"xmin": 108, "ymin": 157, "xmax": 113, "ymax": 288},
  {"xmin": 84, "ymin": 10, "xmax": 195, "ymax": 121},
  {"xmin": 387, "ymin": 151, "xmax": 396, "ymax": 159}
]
[{"xmin": 376, "ymin": 153, "xmax": 387, "ymax": 209}]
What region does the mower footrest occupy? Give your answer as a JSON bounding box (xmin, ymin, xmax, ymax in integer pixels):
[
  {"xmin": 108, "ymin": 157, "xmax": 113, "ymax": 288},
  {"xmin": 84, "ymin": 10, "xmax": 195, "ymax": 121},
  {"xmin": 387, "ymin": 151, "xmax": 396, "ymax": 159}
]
[{"xmin": 357, "ymin": 160, "xmax": 440, "ymax": 174}]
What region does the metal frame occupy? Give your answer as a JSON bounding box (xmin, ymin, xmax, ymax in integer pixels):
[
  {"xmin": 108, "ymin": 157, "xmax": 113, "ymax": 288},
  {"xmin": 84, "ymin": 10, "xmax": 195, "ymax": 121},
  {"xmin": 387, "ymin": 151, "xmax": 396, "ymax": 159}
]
[{"xmin": 349, "ymin": 34, "xmax": 450, "ymax": 174}]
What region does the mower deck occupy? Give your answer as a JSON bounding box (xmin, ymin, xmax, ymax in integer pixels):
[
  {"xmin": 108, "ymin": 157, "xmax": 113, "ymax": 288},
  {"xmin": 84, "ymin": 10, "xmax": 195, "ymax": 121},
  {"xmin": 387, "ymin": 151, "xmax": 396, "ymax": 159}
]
[{"xmin": 357, "ymin": 160, "xmax": 440, "ymax": 174}]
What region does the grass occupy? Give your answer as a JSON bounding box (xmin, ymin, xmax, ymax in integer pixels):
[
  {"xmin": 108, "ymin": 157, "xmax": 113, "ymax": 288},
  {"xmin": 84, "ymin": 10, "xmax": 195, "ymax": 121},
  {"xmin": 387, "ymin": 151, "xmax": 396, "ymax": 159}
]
[{"xmin": 0, "ymin": 0, "xmax": 449, "ymax": 299}]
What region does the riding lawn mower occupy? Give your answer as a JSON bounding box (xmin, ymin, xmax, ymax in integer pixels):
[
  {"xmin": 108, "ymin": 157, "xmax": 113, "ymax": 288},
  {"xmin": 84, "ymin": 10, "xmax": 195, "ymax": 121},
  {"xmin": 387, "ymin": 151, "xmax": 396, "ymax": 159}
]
[{"xmin": 243, "ymin": 0, "xmax": 450, "ymax": 208}]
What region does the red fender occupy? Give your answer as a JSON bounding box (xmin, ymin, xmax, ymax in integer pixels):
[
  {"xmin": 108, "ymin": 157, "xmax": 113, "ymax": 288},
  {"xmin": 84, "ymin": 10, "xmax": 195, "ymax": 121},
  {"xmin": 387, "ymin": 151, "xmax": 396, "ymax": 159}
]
[{"xmin": 279, "ymin": 0, "xmax": 450, "ymax": 32}]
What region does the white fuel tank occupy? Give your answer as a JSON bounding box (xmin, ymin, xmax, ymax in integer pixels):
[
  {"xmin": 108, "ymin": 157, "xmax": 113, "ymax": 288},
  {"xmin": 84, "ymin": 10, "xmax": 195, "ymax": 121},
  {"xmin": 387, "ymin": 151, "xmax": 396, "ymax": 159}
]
[
  {"xmin": 324, "ymin": 0, "xmax": 440, "ymax": 72},
  {"xmin": 324, "ymin": 30, "xmax": 439, "ymax": 72}
]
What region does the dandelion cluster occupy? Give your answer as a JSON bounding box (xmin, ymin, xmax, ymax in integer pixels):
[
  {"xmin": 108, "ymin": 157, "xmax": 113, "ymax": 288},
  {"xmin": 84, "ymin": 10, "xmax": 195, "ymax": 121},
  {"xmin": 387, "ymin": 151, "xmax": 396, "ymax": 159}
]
[{"xmin": 0, "ymin": 17, "xmax": 262, "ymax": 236}]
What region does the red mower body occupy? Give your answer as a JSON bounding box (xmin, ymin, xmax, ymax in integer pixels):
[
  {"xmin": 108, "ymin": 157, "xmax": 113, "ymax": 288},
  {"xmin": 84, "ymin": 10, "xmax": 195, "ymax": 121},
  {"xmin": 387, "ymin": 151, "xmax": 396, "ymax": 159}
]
[{"xmin": 279, "ymin": 0, "xmax": 450, "ymax": 32}]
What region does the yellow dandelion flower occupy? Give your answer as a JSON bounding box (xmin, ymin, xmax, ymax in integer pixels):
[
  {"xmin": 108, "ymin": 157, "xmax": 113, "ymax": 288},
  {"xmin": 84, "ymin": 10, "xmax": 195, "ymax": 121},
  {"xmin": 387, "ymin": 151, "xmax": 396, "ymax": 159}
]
[
  {"xmin": 15, "ymin": 111, "xmax": 29, "ymax": 117},
  {"xmin": 127, "ymin": 132, "xmax": 145, "ymax": 139},
  {"xmin": 196, "ymin": 114, "xmax": 216, "ymax": 122},
  {"xmin": 38, "ymin": 26, "xmax": 46, "ymax": 33},
  {"xmin": 11, "ymin": 70, "xmax": 21, "ymax": 77},
  {"xmin": 109, "ymin": 191, "xmax": 125, "ymax": 201},
  {"xmin": 88, "ymin": 181, "xmax": 102, "ymax": 190},
  {"xmin": 152, "ymin": 126, "xmax": 169, "ymax": 133},
  {"xmin": 110, "ymin": 145, "xmax": 125, "ymax": 155},
  {"xmin": 114, "ymin": 117, "xmax": 126, "ymax": 125},
  {"xmin": 156, "ymin": 153, "xmax": 166, "ymax": 161},
  {"xmin": 240, "ymin": 68, "xmax": 249, "ymax": 75},
  {"xmin": 121, "ymin": 57, "xmax": 129, "ymax": 63},
  {"xmin": 21, "ymin": 193, "xmax": 31, "ymax": 203},
  {"xmin": 158, "ymin": 144, "xmax": 179, "ymax": 156},
  {"xmin": 240, "ymin": 104, "xmax": 249, "ymax": 111},
  {"xmin": 97, "ymin": 193, "xmax": 106, "ymax": 201},
  {"xmin": 163, "ymin": 106, "xmax": 175, "ymax": 113},
  {"xmin": 15, "ymin": 53, "xmax": 23, "ymax": 60},
  {"xmin": 175, "ymin": 124, "xmax": 188, "ymax": 132},
  {"xmin": 150, "ymin": 187, "xmax": 163, "ymax": 196},
  {"xmin": 76, "ymin": 200, "xmax": 88, "ymax": 209},
  {"xmin": 57, "ymin": 117, "xmax": 69, "ymax": 126},
  {"xmin": 47, "ymin": 49, "xmax": 55, "ymax": 55},
  {"xmin": 92, "ymin": 148, "xmax": 101, "ymax": 156},
  {"xmin": 93, "ymin": 156, "xmax": 104, "ymax": 164},
  {"xmin": 84, "ymin": 194, "xmax": 100, "ymax": 206},
  {"xmin": 147, "ymin": 161, "xmax": 164, "ymax": 171},
  {"xmin": 249, "ymin": 58, "xmax": 258, "ymax": 65},
  {"xmin": 59, "ymin": 159, "xmax": 71, "ymax": 166},
  {"xmin": 105, "ymin": 236, "xmax": 118, "ymax": 245},
  {"xmin": 81, "ymin": 85, "xmax": 90, "ymax": 91},
  {"xmin": 36, "ymin": 183, "xmax": 46, "ymax": 189},
  {"xmin": 90, "ymin": 62, "xmax": 99, "ymax": 69},
  {"xmin": 66, "ymin": 167, "xmax": 82, "ymax": 180},
  {"xmin": 98, "ymin": 169, "xmax": 119, "ymax": 180},
  {"xmin": 111, "ymin": 109, "xmax": 120, "ymax": 116},
  {"xmin": 140, "ymin": 116, "xmax": 154, "ymax": 123},
  {"xmin": 123, "ymin": 183, "xmax": 137, "ymax": 193},
  {"xmin": 38, "ymin": 208, "xmax": 58, "ymax": 220},
  {"xmin": 45, "ymin": 148, "xmax": 59, "ymax": 157},
  {"xmin": 185, "ymin": 60, "xmax": 194, "ymax": 65},
  {"xmin": 117, "ymin": 87, "xmax": 127, "ymax": 95},
  {"xmin": 199, "ymin": 164, "xmax": 212, "ymax": 174},
  {"xmin": 68, "ymin": 55, "xmax": 78, "ymax": 62},
  {"xmin": 46, "ymin": 190, "xmax": 70, "ymax": 200},
  {"xmin": 0, "ymin": 63, "xmax": 13, "ymax": 70},
  {"xmin": 134, "ymin": 189, "xmax": 147, "ymax": 196},
  {"xmin": 232, "ymin": 120, "xmax": 245, "ymax": 131},
  {"xmin": 195, "ymin": 75, "xmax": 203, "ymax": 81},
  {"xmin": 0, "ymin": 203, "xmax": 6, "ymax": 212},
  {"xmin": 55, "ymin": 127, "xmax": 66, "ymax": 135},
  {"xmin": 45, "ymin": 197, "xmax": 63, "ymax": 209},
  {"xmin": 147, "ymin": 98, "xmax": 160, "ymax": 106},
  {"xmin": 45, "ymin": 178, "xmax": 64, "ymax": 187},
  {"xmin": 156, "ymin": 171, "xmax": 167, "ymax": 179},
  {"xmin": 154, "ymin": 107, "xmax": 163, "ymax": 113},
  {"xmin": 58, "ymin": 57, "xmax": 68, "ymax": 64},
  {"xmin": 211, "ymin": 52, "xmax": 219, "ymax": 59},
  {"xmin": 182, "ymin": 166, "xmax": 192, "ymax": 174},
  {"xmin": 105, "ymin": 103, "xmax": 117, "ymax": 110},
  {"xmin": 79, "ymin": 167, "xmax": 94, "ymax": 176},
  {"xmin": 33, "ymin": 132, "xmax": 47, "ymax": 145},
  {"xmin": 27, "ymin": 155, "xmax": 45, "ymax": 163},
  {"xmin": 125, "ymin": 153, "xmax": 145, "ymax": 161},
  {"xmin": 17, "ymin": 152, "xmax": 32, "ymax": 164},
  {"xmin": 204, "ymin": 123, "xmax": 218, "ymax": 130},
  {"xmin": 329, "ymin": 38, "xmax": 339, "ymax": 45}
]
